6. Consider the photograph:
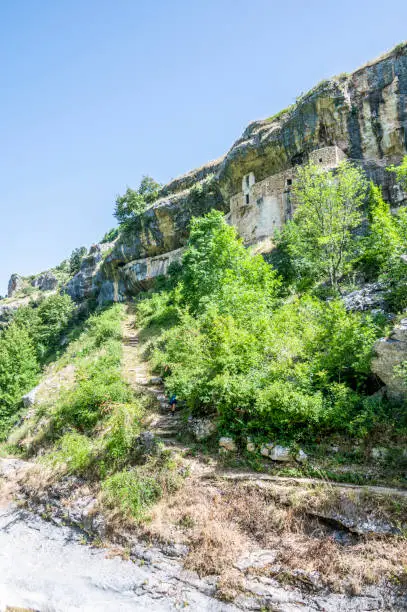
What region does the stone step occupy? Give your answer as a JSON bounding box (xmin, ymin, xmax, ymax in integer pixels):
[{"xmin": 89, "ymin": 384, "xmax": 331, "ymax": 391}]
[{"xmin": 154, "ymin": 429, "xmax": 178, "ymax": 438}]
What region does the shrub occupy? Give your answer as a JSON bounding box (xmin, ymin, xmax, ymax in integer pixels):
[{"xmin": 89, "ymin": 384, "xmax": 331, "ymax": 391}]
[
  {"xmin": 100, "ymin": 401, "xmax": 143, "ymax": 470},
  {"xmin": 388, "ymin": 155, "xmax": 407, "ymax": 191},
  {"xmin": 138, "ymin": 211, "xmax": 391, "ymax": 442},
  {"xmin": 358, "ymin": 183, "xmax": 399, "ymax": 279},
  {"xmin": 101, "ymin": 227, "xmax": 119, "ymax": 243},
  {"xmin": 46, "ymin": 432, "xmax": 94, "ymax": 474},
  {"xmin": 102, "ymin": 469, "xmax": 162, "ymax": 521},
  {"xmin": 278, "ymin": 161, "xmax": 368, "ymax": 290},
  {"xmin": 0, "ymin": 323, "xmax": 39, "ymax": 437}
]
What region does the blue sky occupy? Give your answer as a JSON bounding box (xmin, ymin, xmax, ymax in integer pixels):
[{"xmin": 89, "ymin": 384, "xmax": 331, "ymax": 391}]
[{"xmin": 1, "ymin": 0, "xmax": 407, "ymax": 295}]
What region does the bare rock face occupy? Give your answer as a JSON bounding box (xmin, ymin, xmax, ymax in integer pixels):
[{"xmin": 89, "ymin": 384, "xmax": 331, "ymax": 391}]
[
  {"xmin": 371, "ymin": 318, "xmax": 407, "ymax": 399},
  {"xmin": 31, "ymin": 271, "xmax": 58, "ymax": 292},
  {"xmin": 64, "ymin": 242, "xmax": 114, "ymax": 302},
  {"xmin": 342, "ymin": 283, "xmax": 387, "ymax": 312},
  {"xmin": 7, "ymin": 273, "xmax": 24, "ymax": 298}
]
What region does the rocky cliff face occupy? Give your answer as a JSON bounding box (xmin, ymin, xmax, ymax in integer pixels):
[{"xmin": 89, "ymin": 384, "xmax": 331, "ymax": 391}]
[
  {"xmin": 64, "ymin": 42, "xmax": 406, "ymax": 305},
  {"xmin": 5, "ymin": 42, "xmax": 407, "ymax": 307}
]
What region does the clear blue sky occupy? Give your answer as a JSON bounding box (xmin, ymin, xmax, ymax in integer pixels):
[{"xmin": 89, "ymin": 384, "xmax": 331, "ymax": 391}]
[{"xmin": 1, "ymin": 0, "xmax": 407, "ymax": 295}]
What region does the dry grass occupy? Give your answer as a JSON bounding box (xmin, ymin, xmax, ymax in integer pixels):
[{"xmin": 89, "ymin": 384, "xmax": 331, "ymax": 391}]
[
  {"xmin": 142, "ymin": 475, "xmax": 407, "ymax": 597},
  {"xmin": 185, "ymin": 519, "xmax": 246, "ymax": 576}
]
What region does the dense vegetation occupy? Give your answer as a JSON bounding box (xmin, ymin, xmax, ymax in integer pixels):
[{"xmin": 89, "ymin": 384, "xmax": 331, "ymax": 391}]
[
  {"xmin": 136, "ymin": 160, "xmax": 407, "ymax": 446},
  {"xmin": 1, "ymin": 157, "xmax": 406, "ymax": 469},
  {"xmin": 0, "ymin": 294, "xmax": 75, "ymax": 438}
]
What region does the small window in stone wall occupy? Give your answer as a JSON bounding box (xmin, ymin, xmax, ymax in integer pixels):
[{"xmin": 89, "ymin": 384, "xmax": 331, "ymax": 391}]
[
  {"xmin": 286, "ymin": 178, "xmax": 292, "ymax": 187},
  {"xmin": 245, "ymin": 194, "xmax": 250, "ymax": 205},
  {"xmin": 319, "ymin": 158, "xmax": 323, "ymax": 163},
  {"xmin": 246, "ymin": 175, "xmax": 250, "ymax": 188}
]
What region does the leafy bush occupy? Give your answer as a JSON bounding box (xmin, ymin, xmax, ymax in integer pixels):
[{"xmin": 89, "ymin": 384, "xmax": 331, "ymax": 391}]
[
  {"xmin": 114, "ymin": 176, "xmax": 161, "ymax": 233},
  {"xmin": 388, "ymin": 155, "xmax": 407, "ymax": 191},
  {"xmin": 46, "ymin": 432, "xmax": 94, "ymax": 474},
  {"xmin": 101, "ymin": 227, "xmax": 119, "ymax": 243},
  {"xmin": 358, "ymin": 184, "xmax": 399, "ymax": 279},
  {"xmin": 102, "ymin": 469, "xmax": 162, "ymax": 521},
  {"xmin": 0, "ymin": 323, "xmax": 39, "ymax": 437},
  {"xmin": 100, "ymin": 401, "xmax": 143, "ymax": 470},
  {"xmin": 138, "ymin": 212, "xmax": 388, "ymax": 442},
  {"xmin": 278, "ymin": 161, "xmax": 368, "ymax": 290}
]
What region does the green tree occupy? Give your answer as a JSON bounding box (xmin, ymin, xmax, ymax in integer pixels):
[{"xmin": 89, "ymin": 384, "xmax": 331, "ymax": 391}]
[
  {"xmin": 0, "ymin": 323, "xmax": 39, "ymax": 435},
  {"xmin": 358, "ymin": 183, "xmax": 399, "ymax": 278},
  {"xmin": 285, "ymin": 161, "xmax": 368, "ymax": 290},
  {"xmin": 181, "ymin": 210, "xmax": 280, "ymax": 313},
  {"xmin": 114, "ymin": 176, "xmax": 161, "ymax": 231},
  {"xmin": 69, "ymin": 247, "xmax": 87, "ymax": 275},
  {"xmin": 388, "ymin": 155, "xmax": 407, "ymax": 191}
]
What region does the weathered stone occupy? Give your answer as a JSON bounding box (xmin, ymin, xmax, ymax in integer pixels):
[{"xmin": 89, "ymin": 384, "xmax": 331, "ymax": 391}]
[
  {"xmin": 64, "ymin": 242, "xmax": 115, "ymax": 302},
  {"xmin": 260, "ymin": 443, "xmax": 274, "ymax": 457},
  {"xmin": 296, "ymin": 449, "xmax": 308, "ymax": 462},
  {"xmin": 149, "ymin": 376, "xmax": 163, "ymax": 385},
  {"xmin": 219, "ymin": 437, "xmax": 237, "ymax": 452},
  {"xmin": 135, "ymin": 431, "xmax": 158, "ymax": 455},
  {"xmin": 342, "ymin": 283, "xmax": 387, "ymax": 312},
  {"xmin": 188, "ymin": 417, "xmax": 217, "ymax": 441},
  {"xmin": 269, "ymin": 445, "xmax": 292, "ymax": 462},
  {"xmin": 235, "ymin": 549, "xmax": 277, "ymax": 571},
  {"xmin": 31, "ymin": 271, "xmax": 58, "ymax": 292},
  {"xmin": 246, "ymin": 438, "xmax": 256, "ymax": 453},
  {"xmin": 7, "ymin": 273, "xmax": 25, "ymax": 298},
  {"xmin": 371, "ymin": 318, "xmax": 407, "ymax": 399},
  {"xmin": 22, "ymin": 386, "xmax": 40, "ymax": 408},
  {"xmin": 371, "ymin": 447, "xmax": 388, "ymax": 460}
]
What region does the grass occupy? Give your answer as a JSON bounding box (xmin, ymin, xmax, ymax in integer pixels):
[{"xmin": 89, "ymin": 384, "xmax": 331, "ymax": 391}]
[
  {"xmin": 143, "ymin": 474, "xmax": 407, "ymax": 598},
  {"xmin": 8, "ymin": 302, "xmax": 188, "ymax": 531}
]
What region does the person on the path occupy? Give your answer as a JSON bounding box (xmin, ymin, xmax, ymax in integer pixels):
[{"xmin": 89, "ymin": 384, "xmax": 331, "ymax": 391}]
[{"xmin": 169, "ymin": 394, "xmax": 177, "ymax": 415}]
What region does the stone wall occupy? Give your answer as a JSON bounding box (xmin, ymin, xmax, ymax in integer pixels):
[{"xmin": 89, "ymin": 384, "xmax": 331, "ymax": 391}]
[{"xmin": 230, "ymin": 146, "xmax": 347, "ymax": 244}]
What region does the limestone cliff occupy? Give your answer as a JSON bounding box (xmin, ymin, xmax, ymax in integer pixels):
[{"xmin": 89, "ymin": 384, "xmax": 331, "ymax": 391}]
[
  {"xmin": 5, "ymin": 41, "xmax": 407, "ymax": 306},
  {"xmin": 78, "ymin": 41, "xmax": 407, "ymax": 304}
]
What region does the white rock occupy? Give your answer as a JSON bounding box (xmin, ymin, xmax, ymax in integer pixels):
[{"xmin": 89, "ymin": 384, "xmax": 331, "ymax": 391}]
[
  {"xmin": 269, "ymin": 445, "xmax": 291, "ymax": 462},
  {"xmin": 235, "ymin": 549, "xmax": 277, "ymax": 571},
  {"xmin": 246, "ymin": 441, "xmax": 256, "ymax": 453},
  {"xmin": 371, "ymin": 447, "xmax": 388, "ymax": 460},
  {"xmin": 219, "ymin": 437, "xmax": 237, "ymax": 452},
  {"xmin": 188, "ymin": 418, "xmax": 217, "ymax": 441},
  {"xmin": 260, "ymin": 443, "xmax": 274, "ymax": 457},
  {"xmin": 22, "ymin": 386, "xmax": 40, "ymax": 408},
  {"xmin": 296, "ymin": 449, "xmax": 308, "ymax": 462}
]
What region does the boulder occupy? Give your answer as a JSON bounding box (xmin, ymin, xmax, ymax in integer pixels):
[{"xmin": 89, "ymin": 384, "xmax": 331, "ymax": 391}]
[
  {"xmin": 135, "ymin": 431, "xmax": 158, "ymax": 456},
  {"xmin": 246, "ymin": 438, "xmax": 256, "ymax": 453},
  {"xmin": 342, "ymin": 282, "xmax": 386, "ymax": 312},
  {"xmin": 371, "ymin": 447, "xmax": 388, "ymax": 460},
  {"xmin": 22, "ymin": 386, "xmax": 40, "ymax": 408},
  {"xmin": 269, "ymin": 445, "xmax": 292, "ymax": 462},
  {"xmin": 260, "ymin": 443, "xmax": 274, "ymax": 457},
  {"xmin": 188, "ymin": 417, "xmax": 217, "ymax": 441},
  {"xmin": 296, "ymin": 449, "xmax": 308, "ymax": 462},
  {"xmin": 219, "ymin": 437, "xmax": 237, "ymax": 452},
  {"xmin": 371, "ymin": 318, "xmax": 407, "ymax": 399}
]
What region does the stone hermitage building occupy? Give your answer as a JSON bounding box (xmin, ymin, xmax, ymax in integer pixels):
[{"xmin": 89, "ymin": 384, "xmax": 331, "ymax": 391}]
[{"xmin": 229, "ymin": 146, "xmax": 347, "ymax": 245}]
